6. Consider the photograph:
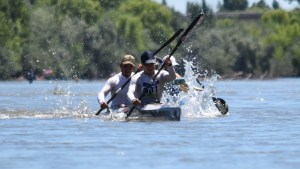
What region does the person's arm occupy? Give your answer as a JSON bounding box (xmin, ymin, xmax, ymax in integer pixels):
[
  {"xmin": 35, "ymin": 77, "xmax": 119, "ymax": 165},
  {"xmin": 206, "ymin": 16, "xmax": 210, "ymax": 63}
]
[
  {"xmin": 127, "ymin": 74, "xmax": 141, "ymax": 106},
  {"xmin": 159, "ymin": 65, "xmax": 176, "ymax": 83},
  {"xmin": 97, "ymin": 78, "xmax": 113, "ymax": 108},
  {"xmin": 164, "ymin": 65, "xmax": 176, "ymax": 81},
  {"xmin": 161, "ymin": 55, "xmax": 176, "ymax": 82}
]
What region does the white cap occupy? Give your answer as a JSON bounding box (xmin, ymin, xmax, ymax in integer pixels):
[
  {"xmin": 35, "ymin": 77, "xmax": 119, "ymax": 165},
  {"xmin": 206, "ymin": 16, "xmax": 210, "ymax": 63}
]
[
  {"xmin": 170, "ymin": 56, "xmax": 179, "ymax": 66},
  {"xmin": 163, "ymin": 55, "xmax": 179, "ymax": 66}
]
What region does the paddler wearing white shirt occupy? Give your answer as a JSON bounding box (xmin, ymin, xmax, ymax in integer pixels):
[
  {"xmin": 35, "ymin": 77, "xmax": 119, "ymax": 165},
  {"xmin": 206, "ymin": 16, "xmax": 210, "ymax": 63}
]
[
  {"xmin": 128, "ymin": 51, "xmax": 176, "ymax": 106},
  {"xmin": 97, "ymin": 55, "xmax": 137, "ymax": 109},
  {"xmin": 157, "ymin": 56, "xmax": 189, "ymax": 96}
]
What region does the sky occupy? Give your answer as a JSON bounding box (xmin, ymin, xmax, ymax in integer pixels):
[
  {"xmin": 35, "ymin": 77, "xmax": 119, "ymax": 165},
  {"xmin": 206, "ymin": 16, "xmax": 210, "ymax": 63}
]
[{"xmin": 153, "ymin": 0, "xmax": 299, "ymax": 13}]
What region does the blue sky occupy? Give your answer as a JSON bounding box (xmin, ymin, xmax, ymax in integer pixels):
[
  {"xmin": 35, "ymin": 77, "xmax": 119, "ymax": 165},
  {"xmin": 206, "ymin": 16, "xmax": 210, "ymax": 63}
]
[{"xmin": 153, "ymin": 0, "xmax": 299, "ymax": 13}]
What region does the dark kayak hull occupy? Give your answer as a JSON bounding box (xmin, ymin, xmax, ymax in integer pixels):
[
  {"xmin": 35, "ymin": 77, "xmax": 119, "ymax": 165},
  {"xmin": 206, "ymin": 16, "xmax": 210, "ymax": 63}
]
[
  {"xmin": 138, "ymin": 104, "xmax": 181, "ymax": 121},
  {"xmin": 100, "ymin": 104, "xmax": 181, "ymax": 121}
]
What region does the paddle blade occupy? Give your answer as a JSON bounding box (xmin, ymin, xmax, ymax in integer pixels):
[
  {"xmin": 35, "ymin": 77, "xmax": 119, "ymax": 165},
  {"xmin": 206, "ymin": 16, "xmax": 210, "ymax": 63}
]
[
  {"xmin": 179, "ymin": 13, "xmax": 205, "ymax": 43},
  {"xmin": 212, "ymin": 97, "xmax": 229, "ymax": 115}
]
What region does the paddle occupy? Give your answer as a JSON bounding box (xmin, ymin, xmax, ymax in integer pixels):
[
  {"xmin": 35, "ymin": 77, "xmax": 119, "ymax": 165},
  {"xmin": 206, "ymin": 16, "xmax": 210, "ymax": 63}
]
[
  {"xmin": 126, "ymin": 14, "xmax": 205, "ymax": 119},
  {"xmin": 212, "ymin": 97, "xmax": 228, "ymax": 115},
  {"xmin": 95, "ymin": 28, "xmax": 184, "ymax": 115},
  {"xmin": 195, "ymin": 78, "xmax": 229, "ymax": 115}
]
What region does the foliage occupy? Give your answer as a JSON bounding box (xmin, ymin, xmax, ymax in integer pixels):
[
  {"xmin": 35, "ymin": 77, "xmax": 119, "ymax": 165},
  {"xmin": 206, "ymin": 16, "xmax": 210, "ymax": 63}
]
[
  {"xmin": 260, "ymin": 10, "xmax": 300, "ymax": 76},
  {"xmin": 0, "ymin": 0, "xmax": 29, "ymax": 79},
  {"xmin": 221, "ymin": 0, "xmax": 248, "ymax": 11},
  {"xmin": 117, "ymin": 0, "xmax": 173, "ymax": 52},
  {"xmin": 186, "ymin": 0, "xmax": 215, "ymax": 27},
  {"xmin": 272, "ymin": 0, "xmax": 280, "ymax": 9},
  {"xmin": 252, "ymin": 0, "xmax": 271, "ymax": 9},
  {"xmin": 0, "ymin": 0, "xmax": 300, "ymax": 80}
]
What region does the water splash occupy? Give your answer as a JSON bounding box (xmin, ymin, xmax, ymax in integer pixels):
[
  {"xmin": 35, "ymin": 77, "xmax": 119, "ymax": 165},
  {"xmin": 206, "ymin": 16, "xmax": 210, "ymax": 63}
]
[
  {"xmin": 0, "ymin": 81, "xmax": 95, "ymax": 119},
  {"xmin": 0, "ymin": 65, "xmax": 227, "ymax": 120},
  {"xmin": 162, "ymin": 60, "xmax": 224, "ymax": 118}
]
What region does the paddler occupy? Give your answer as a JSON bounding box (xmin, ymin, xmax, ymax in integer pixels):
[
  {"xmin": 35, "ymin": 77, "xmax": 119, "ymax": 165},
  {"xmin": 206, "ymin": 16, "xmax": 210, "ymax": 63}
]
[
  {"xmin": 97, "ymin": 55, "xmax": 138, "ymax": 109},
  {"xmin": 163, "ymin": 56, "xmax": 190, "ymax": 96},
  {"xmin": 128, "ymin": 51, "xmax": 176, "ymax": 106}
]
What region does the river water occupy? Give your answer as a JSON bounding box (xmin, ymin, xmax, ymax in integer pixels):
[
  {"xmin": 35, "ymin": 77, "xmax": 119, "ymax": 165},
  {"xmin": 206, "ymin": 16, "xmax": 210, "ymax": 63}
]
[{"xmin": 0, "ymin": 78, "xmax": 300, "ymax": 169}]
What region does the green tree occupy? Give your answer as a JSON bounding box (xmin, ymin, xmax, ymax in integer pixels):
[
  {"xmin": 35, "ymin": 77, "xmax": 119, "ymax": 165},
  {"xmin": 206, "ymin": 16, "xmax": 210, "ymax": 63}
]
[
  {"xmin": 55, "ymin": 0, "xmax": 103, "ymax": 25},
  {"xmin": 186, "ymin": 0, "xmax": 214, "ymax": 26},
  {"xmin": 0, "ymin": 0, "xmax": 30, "ymax": 79},
  {"xmin": 2, "ymin": 0, "xmax": 300, "ymax": 80},
  {"xmin": 252, "ymin": 0, "xmax": 271, "ymax": 9},
  {"xmin": 83, "ymin": 14, "xmax": 120, "ymax": 78},
  {"xmin": 23, "ymin": 8, "xmax": 64, "ymax": 78},
  {"xmin": 261, "ymin": 10, "xmax": 300, "ymax": 76},
  {"xmin": 272, "ymin": 0, "xmax": 280, "ymax": 9},
  {"xmin": 222, "ymin": 0, "xmax": 248, "ymax": 11},
  {"xmin": 187, "ymin": 1, "xmax": 202, "ymax": 19},
  {"xmin": 169, "ymin": 9, "xmax": 187, "ymax": 32},
  {"xmin": 99, "ymin": 0, "xmax": 122, "ymax": 9},
  {"xmin": 117, "ymin": 0, "xmax": 173, "ymax": 53}
]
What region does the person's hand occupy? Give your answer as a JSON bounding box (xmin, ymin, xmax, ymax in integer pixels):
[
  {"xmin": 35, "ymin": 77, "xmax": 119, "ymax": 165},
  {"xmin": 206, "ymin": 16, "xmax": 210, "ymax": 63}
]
[
  {"xmin": 180, "ymin": 83, "xmax": 189, "ymax": 92},
  {"xmin": 137, "ymin": 64, "xmax": 143, "ymax": 72},
  {"xmin": 131, "ymin": 98, "xmax": 141, "ymax": 106},
  {"xmin": 100, "ymin": 102, "xmax": 108, "ymax": 109},
  {"xmin": 163, "ymin": 55, "xmax": 172, "ymax": 66}
]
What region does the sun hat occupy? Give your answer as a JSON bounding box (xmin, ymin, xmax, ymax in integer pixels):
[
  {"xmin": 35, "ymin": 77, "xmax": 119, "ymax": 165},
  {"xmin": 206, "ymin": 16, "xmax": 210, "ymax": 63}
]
[{"xmin": 121, "ymin": 55, "xmax": 135, "ymax": 66}]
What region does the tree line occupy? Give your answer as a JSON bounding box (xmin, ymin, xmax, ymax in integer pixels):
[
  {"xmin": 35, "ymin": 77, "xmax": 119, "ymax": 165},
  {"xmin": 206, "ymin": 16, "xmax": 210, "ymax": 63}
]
[{"xmin": 0, "ymin": 0, "xmax": 299, "ymax": 80}]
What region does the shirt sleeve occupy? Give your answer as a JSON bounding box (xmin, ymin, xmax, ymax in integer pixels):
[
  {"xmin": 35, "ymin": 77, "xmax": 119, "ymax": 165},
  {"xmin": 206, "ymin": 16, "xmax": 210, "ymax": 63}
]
[
  {"xmin": 161, "ymin": 66, "xmax": 176, "ymax": 82},
  {"xmin": 127, "ymin": 73, "xmax": 143, "ymax": 101},
  {"xmin": 97, "ymin": 78, "xmax": 113, "ymax": 104}
]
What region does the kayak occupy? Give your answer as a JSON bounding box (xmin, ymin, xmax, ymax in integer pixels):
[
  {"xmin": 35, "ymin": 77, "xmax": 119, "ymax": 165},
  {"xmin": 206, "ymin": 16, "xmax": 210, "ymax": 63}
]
[
  {"xmin": 137, "ymin": 103, "xmax": 181, "ymax": 121},
  {"xmin": 100, "ymin": 104, "xmax": 181, "ymax": 121}
]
